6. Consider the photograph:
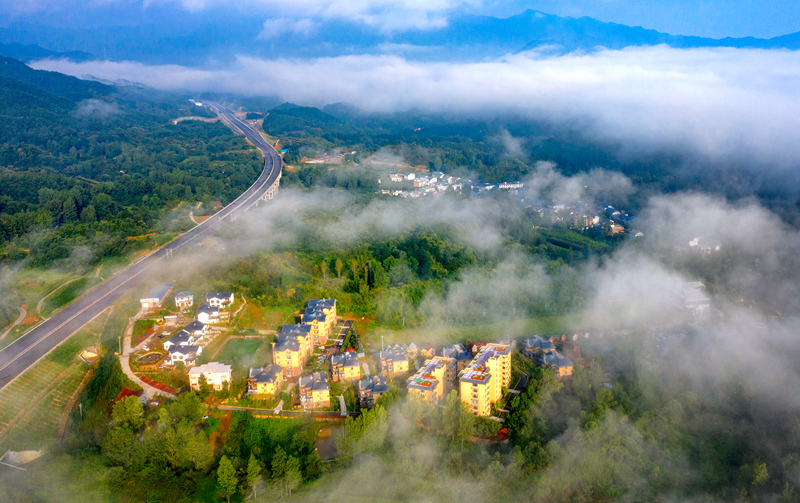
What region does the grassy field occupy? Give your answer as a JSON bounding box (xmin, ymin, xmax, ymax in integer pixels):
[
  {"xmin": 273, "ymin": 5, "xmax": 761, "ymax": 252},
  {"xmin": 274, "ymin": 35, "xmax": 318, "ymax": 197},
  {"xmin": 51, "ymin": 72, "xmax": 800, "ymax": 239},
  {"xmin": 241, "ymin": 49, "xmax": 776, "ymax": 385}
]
[
  {"xmin": 237, "ymin": 304, "xmax": 297, "ymax": 330},
  {"xmin": 212, "ymin": 338, "xmax": 271, "ymax": 368},
  {"xmin": 40, "ymin": 276, "xmax": 101, "ymax": 318}
]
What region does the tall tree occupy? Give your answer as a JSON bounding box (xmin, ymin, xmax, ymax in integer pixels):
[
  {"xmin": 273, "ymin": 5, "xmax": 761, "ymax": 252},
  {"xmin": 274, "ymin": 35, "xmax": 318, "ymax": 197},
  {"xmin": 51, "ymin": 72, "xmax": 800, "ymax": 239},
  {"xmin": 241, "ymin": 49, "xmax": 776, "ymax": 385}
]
[
  {"xmin": 247, "ymin": 453, "xmax": 263, "ymax": 499},
  {"xmin": 217, "ymin": 455, "xmax": 238, "ymax": 503}
]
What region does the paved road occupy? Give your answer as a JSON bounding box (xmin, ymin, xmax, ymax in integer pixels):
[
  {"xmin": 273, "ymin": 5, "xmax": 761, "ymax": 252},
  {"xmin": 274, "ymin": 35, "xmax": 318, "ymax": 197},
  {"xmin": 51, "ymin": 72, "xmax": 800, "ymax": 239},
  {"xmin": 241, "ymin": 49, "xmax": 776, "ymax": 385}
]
[{"xmin": 0, "ymin": 104, "xmax": 282, "ymax": 391}]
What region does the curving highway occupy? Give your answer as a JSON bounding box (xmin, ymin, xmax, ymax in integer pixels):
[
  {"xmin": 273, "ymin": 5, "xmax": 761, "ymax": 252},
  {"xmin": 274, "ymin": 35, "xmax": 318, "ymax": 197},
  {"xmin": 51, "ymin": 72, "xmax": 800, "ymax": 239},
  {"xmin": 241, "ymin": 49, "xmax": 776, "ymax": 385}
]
[{"xmin": 0, "ymin": 104, "xmax": 281, "ymax": 390}]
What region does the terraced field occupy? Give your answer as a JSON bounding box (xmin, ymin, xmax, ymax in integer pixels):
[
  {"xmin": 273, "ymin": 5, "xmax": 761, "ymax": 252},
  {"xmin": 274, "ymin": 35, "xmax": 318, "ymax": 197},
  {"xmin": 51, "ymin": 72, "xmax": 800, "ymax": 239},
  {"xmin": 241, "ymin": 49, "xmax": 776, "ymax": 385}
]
[{"xmin": 0, "ymin": 358, "xmax": 90, "ymax": 450}]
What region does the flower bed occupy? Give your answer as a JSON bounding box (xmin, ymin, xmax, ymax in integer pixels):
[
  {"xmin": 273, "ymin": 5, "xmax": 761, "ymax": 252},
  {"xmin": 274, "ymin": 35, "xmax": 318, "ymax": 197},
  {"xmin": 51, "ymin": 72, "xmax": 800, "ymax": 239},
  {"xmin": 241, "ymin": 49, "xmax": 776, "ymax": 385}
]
[{"xmin": 139, "ymin": 375, "xmax": 176, "ymax": 395}]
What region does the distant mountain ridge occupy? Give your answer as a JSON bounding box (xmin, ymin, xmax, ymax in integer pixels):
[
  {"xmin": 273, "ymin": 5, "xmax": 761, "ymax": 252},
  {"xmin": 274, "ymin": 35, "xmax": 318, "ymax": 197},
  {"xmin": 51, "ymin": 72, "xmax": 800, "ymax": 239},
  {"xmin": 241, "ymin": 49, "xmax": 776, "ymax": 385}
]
[
  {"xmin": 0, "ymin": 56, "xmax": 111, "ymax": 101},
  {"xmin": 0, "ymin": 10, "xmax": 798, "ymax": 65},
  {"xmin": 0, "ymin": 43, "xmax": 96, "ymax": 63},
  {"xmin": 399, "ymin": 10, "xmax": 800, "ymax": 55}
]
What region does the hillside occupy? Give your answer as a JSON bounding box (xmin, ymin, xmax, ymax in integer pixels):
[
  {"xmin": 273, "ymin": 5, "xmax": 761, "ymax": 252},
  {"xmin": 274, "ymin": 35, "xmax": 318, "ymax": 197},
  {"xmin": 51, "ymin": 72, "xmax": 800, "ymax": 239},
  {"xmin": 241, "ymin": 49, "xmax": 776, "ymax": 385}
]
[{"xmin": 0, "ymin": 55, "xmax": 110, "ymax": 101}]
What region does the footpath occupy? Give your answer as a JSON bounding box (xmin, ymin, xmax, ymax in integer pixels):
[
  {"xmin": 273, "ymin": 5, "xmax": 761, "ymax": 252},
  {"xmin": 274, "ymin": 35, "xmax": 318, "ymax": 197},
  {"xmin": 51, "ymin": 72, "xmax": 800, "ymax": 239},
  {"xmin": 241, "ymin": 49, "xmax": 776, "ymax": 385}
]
[{"xmin": 119, "ymin": 310, "xmax": 175, "ymax": 400}]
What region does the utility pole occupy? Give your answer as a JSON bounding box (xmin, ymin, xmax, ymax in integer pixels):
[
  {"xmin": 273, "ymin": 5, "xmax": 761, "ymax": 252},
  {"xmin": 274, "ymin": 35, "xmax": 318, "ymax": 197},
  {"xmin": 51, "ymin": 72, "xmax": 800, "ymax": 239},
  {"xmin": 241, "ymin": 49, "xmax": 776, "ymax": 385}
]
[
  {"xmin": 118, "ymin": 336, "xmax": 122, "ymax": 355},
  {"xmin": 381, "ymin": 335, "xmax": 384, "ymax": 352}
]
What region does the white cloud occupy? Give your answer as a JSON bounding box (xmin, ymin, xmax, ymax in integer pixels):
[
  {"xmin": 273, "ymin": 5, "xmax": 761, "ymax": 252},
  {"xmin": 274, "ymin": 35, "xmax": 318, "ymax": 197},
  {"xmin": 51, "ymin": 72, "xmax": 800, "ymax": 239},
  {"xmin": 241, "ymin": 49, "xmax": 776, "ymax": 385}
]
[
  {"xmin": 142, "ymin": 0, "xmax": 471, "ymax": 31},
  {"xmin": 31, "ymin": 46, "xmax": 800, "ymax": 166},
  {"xmin": 257, "ymin": 17, "xmax": 318, "ymax": 39}
]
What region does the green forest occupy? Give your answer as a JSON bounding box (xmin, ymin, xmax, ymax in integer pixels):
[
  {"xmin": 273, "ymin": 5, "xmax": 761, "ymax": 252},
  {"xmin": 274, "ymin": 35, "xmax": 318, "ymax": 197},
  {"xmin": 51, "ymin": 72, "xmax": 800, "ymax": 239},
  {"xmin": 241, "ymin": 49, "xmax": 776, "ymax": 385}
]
[{"xmin": 0, "ymin": 57, "xmax": 262, "ymax": 269}]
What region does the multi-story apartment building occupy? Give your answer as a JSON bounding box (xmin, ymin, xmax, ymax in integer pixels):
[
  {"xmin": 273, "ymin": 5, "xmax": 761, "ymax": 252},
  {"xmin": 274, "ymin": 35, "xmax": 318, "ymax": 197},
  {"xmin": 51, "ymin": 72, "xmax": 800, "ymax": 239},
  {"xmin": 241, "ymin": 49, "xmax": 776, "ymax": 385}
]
[
  {"xmin": 358, "ymin": 375, "xmax": 389, "ymax": 408},
  {"xmin": 458, "ymin": 343, "xmax": 512, "ymax": 416},
  {"xmin": 407, "ymin": 356, "xmax": 456, "ymax": 405},
  {"xmin": 307, "ymin": 298, "xmax": 337, "ymax": 325},
  {"xmin": 379, "ymin": 348, "xmax": 409, "ymax": 378},
  {"xmin": 331, "ymin": 350, "xmax": 361, "ymax": 382},
  {"xmin": 188, "ymin": 362, "xmax": 232, "ymax": 391},
  {"xmin": 299, "ymin": 371, "xmax": 331, "ymax": 409},
  {"xmin": 300, "ymin": 310, "xmax": 331, "ymax": 345},
  {"xmin": 247, "ymin": 364, "xmax": 284, "ymax": 396}
]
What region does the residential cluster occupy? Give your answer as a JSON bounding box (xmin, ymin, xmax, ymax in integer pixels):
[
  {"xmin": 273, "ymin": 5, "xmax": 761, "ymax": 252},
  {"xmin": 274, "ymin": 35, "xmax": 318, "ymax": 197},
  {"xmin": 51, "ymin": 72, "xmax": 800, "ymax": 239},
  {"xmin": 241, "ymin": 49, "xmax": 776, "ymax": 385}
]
[
  {"xmin": 134, "ymin": 285, "xmax": 237, "ymax": 392},
  {"xmin": 137, "ymin": 285, "xmax": 235, "ymax": 370},
  {"xmin": 379, "ymin": 171, "xmax": 464, "ymax": 198},
  {"xmin": 245, "ymin": 298, "xmax": 344, "ymax": 409}
]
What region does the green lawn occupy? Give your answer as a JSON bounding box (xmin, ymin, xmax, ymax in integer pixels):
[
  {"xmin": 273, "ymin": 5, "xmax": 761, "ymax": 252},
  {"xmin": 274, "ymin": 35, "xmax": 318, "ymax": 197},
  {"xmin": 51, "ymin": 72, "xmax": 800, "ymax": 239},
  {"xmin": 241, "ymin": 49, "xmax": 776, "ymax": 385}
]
[{"xmin": 212, "ymin": 338, "xmax": 271, "ymax": 368}]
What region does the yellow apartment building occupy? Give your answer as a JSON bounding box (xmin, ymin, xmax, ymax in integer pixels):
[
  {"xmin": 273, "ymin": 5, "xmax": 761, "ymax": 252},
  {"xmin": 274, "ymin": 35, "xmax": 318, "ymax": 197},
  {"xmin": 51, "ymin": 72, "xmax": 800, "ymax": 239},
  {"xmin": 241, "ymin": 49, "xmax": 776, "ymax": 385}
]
[
  {"xmin": 248, "ymin": 364, "xmax": 283, "ymax": 396},
  {"xmin": 300, "ymin": 311, "xmax": 331, "ymax": 345},
  {"xmin": 407, "ymin": 356, "xmax": 456, "ymax": 404},
  {"xmin": 307, "ymin": 299, "xmax": 337, "ymax": 326},
  {"xmin": 331, "ymin": 350, "xmax": 361, "ymax": 382},
  {"xmin": 379, "ymin": 349, "xmax": 409, "ymax": 378},
  {"xmin": 299, "ymin": 371, "xmax": 331, "ymax": 408},
  {"xmin": 458, "ymin": 343, "xmax": 512, "ymax": 416}
]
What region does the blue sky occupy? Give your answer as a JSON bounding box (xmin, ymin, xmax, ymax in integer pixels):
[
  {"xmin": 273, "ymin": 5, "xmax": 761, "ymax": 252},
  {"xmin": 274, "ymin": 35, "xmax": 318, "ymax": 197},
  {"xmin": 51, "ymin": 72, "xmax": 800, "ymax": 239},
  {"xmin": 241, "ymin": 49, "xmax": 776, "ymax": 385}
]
[{"xmin": 1, "ymin": 0, "xmax": 798, "ymax": 39}]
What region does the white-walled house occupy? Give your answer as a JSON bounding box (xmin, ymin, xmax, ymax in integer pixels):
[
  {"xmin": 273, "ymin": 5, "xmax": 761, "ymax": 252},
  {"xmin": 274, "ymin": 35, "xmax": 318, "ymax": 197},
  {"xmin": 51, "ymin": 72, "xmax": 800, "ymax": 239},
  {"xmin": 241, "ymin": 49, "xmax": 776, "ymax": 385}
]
[
  {"xmin": 188, "ymin": 362, "xmax": 232, "ymax": 391},
  {"xmin": 205, "ymin": 293, "xmax": 234, "ymax": 308}
]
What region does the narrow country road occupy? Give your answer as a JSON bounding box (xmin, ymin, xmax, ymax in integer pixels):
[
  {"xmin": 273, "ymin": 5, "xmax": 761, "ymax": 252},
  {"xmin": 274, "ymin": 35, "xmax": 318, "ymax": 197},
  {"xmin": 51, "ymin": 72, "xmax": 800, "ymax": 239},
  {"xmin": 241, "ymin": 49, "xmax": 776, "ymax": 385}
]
[{"xmin": 0, "ymin": 307, "xmax": 27, "ymax": 342}]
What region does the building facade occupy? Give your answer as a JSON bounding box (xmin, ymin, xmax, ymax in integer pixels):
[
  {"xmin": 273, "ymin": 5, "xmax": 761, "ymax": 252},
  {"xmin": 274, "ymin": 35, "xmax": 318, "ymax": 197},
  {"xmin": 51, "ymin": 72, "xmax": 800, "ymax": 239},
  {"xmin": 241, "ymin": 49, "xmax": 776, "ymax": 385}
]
[
  {"xmin": 299, "ymin": 372, "xmax": 331, "ymax": 409},
  {"xmin": 407, "ymin": 356, "xmax": 456, "ymax": 405},
  {"xmin": 188, "ymin": 362, "xmax": 232, "ymax": 391},
  {"xmin": 458, "ymin": 343, "xmax": 512, "ymax": 416},
  {"xmin": 331, "ymin": 350, "xmax": 361, "ymax": 382},
  {"xmin": 247, "ymin": 364, "xmax": 284, "ymax": 396},
  {"xmin": 174, "ymin": 291, "xmax": 194, "ymax": 308}
]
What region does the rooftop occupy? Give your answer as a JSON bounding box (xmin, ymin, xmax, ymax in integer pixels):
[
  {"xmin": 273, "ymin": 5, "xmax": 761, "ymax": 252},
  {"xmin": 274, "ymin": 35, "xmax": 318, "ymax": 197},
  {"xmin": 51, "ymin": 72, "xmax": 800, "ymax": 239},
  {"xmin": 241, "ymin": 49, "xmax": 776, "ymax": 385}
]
[
  {"xmin": 142, "ymin": 284, "xmax": 172, "ymax": 301},
  {"xmin": 206, "ymin": 292, "xmax": 234, "ymax": 300},
  {"xmin": 459, "ymin": 343, "xmax": 510, "ymax": 384},
  {"xmin": 308, "ymin": 298, "xmax": 336, "ymax": 309},
  {"xmin": 189, "ymin": 362, "xmax": 231, "ymax": 375},
  {"xmin": 442, "ymin": 343, "xmax": 471, "ymax": 361}
]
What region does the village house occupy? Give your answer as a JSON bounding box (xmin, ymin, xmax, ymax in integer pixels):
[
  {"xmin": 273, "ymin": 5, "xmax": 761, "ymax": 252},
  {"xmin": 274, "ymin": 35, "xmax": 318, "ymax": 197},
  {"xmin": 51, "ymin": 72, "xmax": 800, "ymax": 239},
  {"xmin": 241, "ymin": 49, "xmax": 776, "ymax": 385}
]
[
  {"xmin": 205, "ymin": 292, "xmax": 234, "ymax": 308},
  {"xmin": 169, "ymin": 345, "xmax": 201, "ymax": 366},
  {"xmin": 331, "ymin": 350, "xmax": 361, "ymax": 382},
  {"xmin": 522, "ymin": 335, "xmax": 556, "ymax": 359},
  {"xmin": 273, "ymin": 337, "xmax": 303, "ymax": 380},
  {"xmin": 279, "ymin": 324, "xmax": 313, "ymax": 356},
  {"xmin": 407, "ymin": 342, "xmax": 420, "ymax": 359},
  {"xmin": 195, "ymin": 303, "xmax": 221, "ymax": 324},
  {"xmin": 541, "ymin": 351, "xmax": 574, "ymax": 378},
  {"xmin": 163, "ymin": 327, "xmax": 203, "ymax": 351},
  {"xmin": 420, "ymin": 345, "xmax": 435, "ymax": 358},
  {"xmin": 379, "ymin": 348, "xmax": 409, "ymax": 378},
  {"xmin": 407, "ymin": 356, "xmax": 456, "ymax": 405},
  {"xmin": 188, "ymin": 362, "xmax": 232, "ymax": 391},
  {"xmin": 458, "ymin": 343, "xmax": 512, "ymax": 416},
  {"xmin": 140, "ymin": 284, "xmax": 172, "ymax": 311},
  {"xmin": 183, "ymin": 320, "xmax": 208, "ymax": 337},
  {"xmin": 441, "ymin": 343, "xmax": 472, "ymax": 372},
  {"xmin": 299, "ymin": 372, "xmax": 331, "ymax": 409},
  {"xmin": 174, "ymin": 291, "xmax": 194, "ymax": 308},
  {"xmin": 359, "ymin": 375, "xmax": 389, "ymax": 409},
  {"xmin": 247, "ymin": 364, "xmax": 283, "ymax": 396}
]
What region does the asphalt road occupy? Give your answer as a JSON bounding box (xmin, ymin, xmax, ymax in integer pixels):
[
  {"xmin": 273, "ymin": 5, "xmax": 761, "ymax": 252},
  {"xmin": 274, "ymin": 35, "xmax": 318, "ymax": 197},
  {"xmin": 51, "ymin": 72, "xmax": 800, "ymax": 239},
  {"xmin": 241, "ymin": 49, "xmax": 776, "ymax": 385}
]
[{"xmin": 0, "ymin": 104, "xmax": 281, "ymax": 390}]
